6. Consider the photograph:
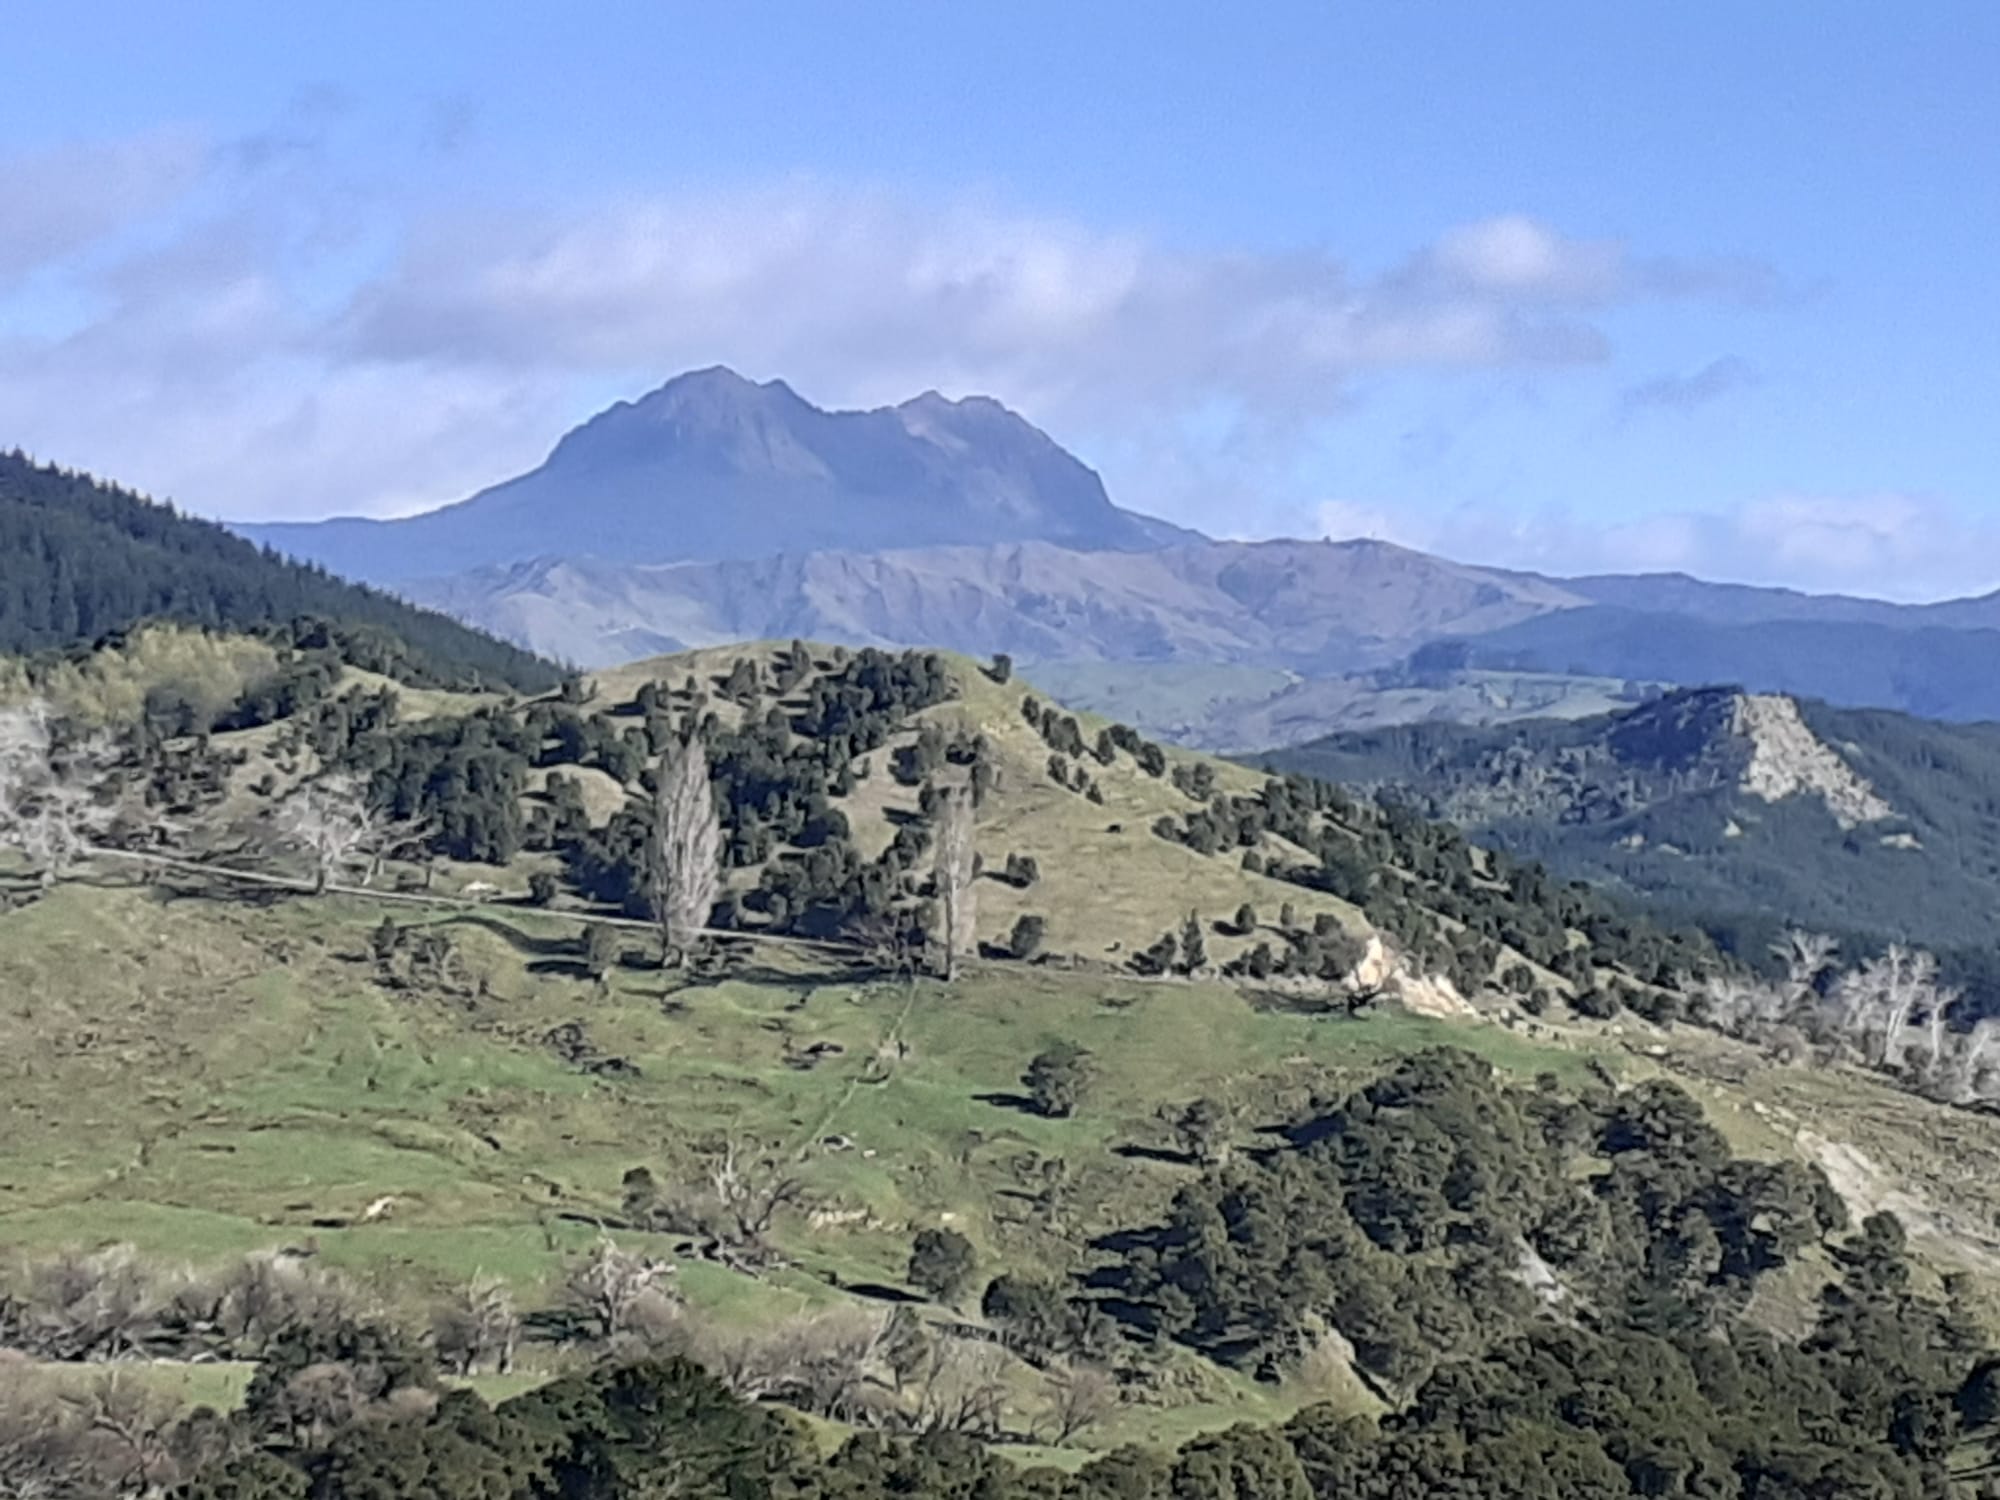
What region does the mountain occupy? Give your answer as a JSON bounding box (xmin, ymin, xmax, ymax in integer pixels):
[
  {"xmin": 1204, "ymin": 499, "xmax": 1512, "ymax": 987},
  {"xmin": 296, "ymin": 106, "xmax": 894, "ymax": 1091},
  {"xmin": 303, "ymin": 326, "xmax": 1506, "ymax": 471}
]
[
  {"xmin": 237, "ymin": 368, "xmax": 1196, "ymax": 584},
  {"xmin": 406, "ymin": 536, "xmax": 1588, "ymax": 671},
  {"xmin": 1262, "ymin": 685, "xmax": 2000, "ymax": 974},
  {"xmin": 1461, "ymin": 606, "xmax": 2000, "ymax": 721},
  {"xmin": 0, "ymin": 450, "xmax": 559, "ymax": 691},
  {"xmin": 1567, "ymin": 569, "xmax": 2000, "ymax": 631}
]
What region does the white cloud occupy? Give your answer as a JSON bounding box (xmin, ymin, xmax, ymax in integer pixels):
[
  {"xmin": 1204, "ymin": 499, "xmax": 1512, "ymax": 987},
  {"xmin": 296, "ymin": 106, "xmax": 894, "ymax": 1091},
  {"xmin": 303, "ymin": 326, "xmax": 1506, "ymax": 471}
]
[
  {"xmin": 0, "ymin": 134, "xmax": 1783, "ymax": 535},
  {"xmin": 0, "ymin": 130, "xmax": 209, "ymax": 283},
  {"xmin": 333, "ymin": 194, "xmax": 1663, "ymax": 428},
  {"xmin": 1618, "ymin": 355, "xmax": 1760, "ymax": 416}
]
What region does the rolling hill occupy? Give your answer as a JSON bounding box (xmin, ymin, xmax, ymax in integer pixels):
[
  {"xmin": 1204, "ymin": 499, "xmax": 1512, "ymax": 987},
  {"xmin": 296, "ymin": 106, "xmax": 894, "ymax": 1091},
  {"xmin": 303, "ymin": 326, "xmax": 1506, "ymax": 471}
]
[{"xmin": 11, "ymin": 630, "xmax": 2000, "ymax": 1493}]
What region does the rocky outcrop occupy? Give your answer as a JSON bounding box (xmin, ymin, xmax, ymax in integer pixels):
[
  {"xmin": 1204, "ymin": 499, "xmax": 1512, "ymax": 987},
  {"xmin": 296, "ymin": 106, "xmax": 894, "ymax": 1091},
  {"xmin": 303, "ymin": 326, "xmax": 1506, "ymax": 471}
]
[{"xmin": 1732, "ymin": 693, "xmax": 1892, "ymax": 826}]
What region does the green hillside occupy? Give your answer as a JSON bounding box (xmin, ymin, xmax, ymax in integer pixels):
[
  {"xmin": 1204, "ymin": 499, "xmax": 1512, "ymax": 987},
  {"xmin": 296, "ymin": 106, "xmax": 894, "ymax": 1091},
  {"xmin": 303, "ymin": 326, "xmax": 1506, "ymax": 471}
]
[
  {"xmin": 0, "ymin": 450, "xmax": 560, "ymax": 691},
  {"xmin": 9, "ymin": 638, "xmax": 2000, "ymax": 1496},
  {"xmin": 1260, "ymin": 687, "xmax": 2000, "ymax": 991}
]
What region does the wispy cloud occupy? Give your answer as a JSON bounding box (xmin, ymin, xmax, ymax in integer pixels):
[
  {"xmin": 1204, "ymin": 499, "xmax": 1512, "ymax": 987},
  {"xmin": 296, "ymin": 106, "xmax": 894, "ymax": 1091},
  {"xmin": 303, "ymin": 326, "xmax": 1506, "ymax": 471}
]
[
  {"xmin": 0, "ymin": 130, "xmax": 209, "ymax": 283},
  {"xmin": 1618, "ymin": 355, "xmax": 1760, "ymax": 417},
  {"xmin": 0, "ymin": 129, "xmax": 1782, "ymax": 533}
]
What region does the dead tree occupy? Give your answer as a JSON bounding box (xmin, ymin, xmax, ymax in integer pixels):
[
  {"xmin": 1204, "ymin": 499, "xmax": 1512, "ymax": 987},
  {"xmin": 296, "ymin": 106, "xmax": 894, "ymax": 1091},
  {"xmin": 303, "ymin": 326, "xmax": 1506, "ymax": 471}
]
[
  {"xmin": 649, "ymin": 734, "xmax": 721, "ymax": 965},
  {"xmin": 0, "ymin": 700, "xmax": 117, "ymax": 887},
  {"xmin": 1828, "ymin": 944, "xmax": 1942, "ymax": 1068},
  {"xmin": 432, "ymin": 1273, "xmax": 520, "ymax": 1375},
  {"xmin": 708, "ymin": 1139, "xmax": 805, "ymax": 1253},
  {"xmin": 1041, "ymin": 1362, "xmax": 1119, "ymax": 1445},
  {"xmin": 272, "ymin": 772, "xmax": 379, "ymax": 893},
  {"xmin": 933, "ymin": 783, "xmax": 977, "ymax": 980}
]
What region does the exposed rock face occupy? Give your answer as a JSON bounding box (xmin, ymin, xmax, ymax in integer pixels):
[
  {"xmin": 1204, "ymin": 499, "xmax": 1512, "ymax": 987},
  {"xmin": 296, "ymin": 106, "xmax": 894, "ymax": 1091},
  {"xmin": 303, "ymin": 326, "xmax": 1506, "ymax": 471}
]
[{"xmin": 1732, "ymin": 693, "xmax": 1892, "ymax": 826}]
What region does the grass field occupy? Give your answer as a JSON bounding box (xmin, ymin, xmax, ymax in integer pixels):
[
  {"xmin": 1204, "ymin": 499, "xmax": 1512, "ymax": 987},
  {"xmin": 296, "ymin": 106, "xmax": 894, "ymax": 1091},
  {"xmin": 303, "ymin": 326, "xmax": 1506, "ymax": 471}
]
[
  {"xmin": 13, "ymin": 640, "xmax": 2000, "ymax": 1459},
  {"xmin": 0, "ymin": 867, "xmax": 1615, "ymax": 1451}
]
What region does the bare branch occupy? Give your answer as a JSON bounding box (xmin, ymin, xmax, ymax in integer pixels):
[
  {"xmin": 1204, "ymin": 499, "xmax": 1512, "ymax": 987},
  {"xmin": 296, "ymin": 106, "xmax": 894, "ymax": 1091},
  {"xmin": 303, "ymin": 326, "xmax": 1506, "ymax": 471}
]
[
  {"xmin": 0, "ymin": 700, "xmax": 118, "ymax": 886},
  {"xmin": 271, "ymin": 773, "xmax": 379, "ymax": 893}
]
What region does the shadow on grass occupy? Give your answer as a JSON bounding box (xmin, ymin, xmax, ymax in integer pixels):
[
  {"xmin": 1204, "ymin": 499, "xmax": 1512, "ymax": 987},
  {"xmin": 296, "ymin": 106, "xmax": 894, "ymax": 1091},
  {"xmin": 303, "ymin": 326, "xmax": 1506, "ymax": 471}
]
[
  {"xmin": 973, "ymin": 1091, "xmax": 1043, "ymax": 1117},
  {"xmin": 832, "ymin": 1279, "xmax": 925, "ymax": 1306}
]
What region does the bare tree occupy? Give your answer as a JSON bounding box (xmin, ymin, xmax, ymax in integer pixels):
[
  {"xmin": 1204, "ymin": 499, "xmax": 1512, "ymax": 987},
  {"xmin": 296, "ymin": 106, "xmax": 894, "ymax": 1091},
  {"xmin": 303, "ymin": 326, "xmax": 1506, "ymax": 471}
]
[
  {"xmin": 431, "ymin": 1274, "xmax": 519, "ymax": 1375},
  {"xmin": 0, "ymin": 701, "xmax": 117, "ymax": 887},
  {"xmin": 1828, "ymin": 944, "xmax": 1942, "ymax": 1067},
  {"xmin": 1935, "ymin": 1019, "xmax": 2000, "ymax": 1105},
  {"xmin": 707, "ymin": 1139, "xmax": 805, "ymax": 1252},
  {"xmin": 1041, "ymin": 1362, "xmax": 1118, "ymax": 1445},
  {"xmin": 933, "ymin": 783, "xmax": 977, "ymax": 980},
  {"xmin": 913, "ymin": 1336, "xmax": 1009, "ymax": 1437},
  {"xmin": 649, "ymin": 734, "xmax": 721, "ymax": 964},
  {"xmin": 1773, "ymin": 930, "xmax": 1840, "ymax": 1011},
  {"xmin": 272, "ymin": 772, "xmax": 379, "ymax": 893},
  {"xmin": 561, "ymin": 1237, "xmax": 678, "ymax": 1343}
]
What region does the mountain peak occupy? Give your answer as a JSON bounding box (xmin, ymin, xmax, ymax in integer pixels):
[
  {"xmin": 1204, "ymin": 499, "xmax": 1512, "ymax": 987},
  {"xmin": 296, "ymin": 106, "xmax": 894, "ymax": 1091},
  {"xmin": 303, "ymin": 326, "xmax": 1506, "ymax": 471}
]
[{"xmin": 237, "ymin": 370, "xmax": 1201, "ymax": 581}]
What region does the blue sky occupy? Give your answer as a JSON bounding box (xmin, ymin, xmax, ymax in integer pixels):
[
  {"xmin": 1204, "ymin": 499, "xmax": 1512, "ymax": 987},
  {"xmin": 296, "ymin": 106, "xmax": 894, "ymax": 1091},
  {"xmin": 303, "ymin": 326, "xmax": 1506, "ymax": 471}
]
[{"xmin": 4, "ymin": 1, "xmax": 1996, "ymax": 596}]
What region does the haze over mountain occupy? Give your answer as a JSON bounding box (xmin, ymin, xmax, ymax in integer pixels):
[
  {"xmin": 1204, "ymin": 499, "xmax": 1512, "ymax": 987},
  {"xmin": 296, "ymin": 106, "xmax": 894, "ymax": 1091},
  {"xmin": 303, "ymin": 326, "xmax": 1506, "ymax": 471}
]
[
  {"xmin": 226, "ymin": 365, "xmax": 2000, "ymax": 738},
  {"xmin": 238, "ymin": 367, "xmax": 1194, "ymax": 583},
  {"xmin": 405, "ymin": 536, "xmax": 1584, "ymax": 672}
]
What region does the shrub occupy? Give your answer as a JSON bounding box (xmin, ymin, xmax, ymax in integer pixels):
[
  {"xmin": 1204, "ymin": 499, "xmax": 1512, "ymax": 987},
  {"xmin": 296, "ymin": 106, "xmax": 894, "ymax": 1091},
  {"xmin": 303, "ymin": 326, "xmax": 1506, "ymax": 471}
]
[
  {"xmin": 1025, "ymin": 1043, "xmax": 1095, "ymax": 1118},
  {"xmin": 907, "ymin": 1228, "xmax": 977, "ymax": 1303},
  {"xmin": 1008, "ymin": 914, "xmax": 1048, "ymax": 961}
]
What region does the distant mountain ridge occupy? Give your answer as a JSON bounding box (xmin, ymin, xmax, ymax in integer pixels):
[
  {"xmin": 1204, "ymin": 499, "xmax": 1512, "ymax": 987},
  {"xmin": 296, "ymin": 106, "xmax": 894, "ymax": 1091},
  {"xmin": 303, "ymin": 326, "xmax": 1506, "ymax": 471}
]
[
  {"xmin": 226, "ymin": 366, "xmax": 2000, "ymax": 732},
  {"xmin": 404, "ymin": 536, "xmax": 1586, "ymax": 671},
  {"xmin": 238, "ymin": 367, "xmax": 1195, "ymax": 583}
]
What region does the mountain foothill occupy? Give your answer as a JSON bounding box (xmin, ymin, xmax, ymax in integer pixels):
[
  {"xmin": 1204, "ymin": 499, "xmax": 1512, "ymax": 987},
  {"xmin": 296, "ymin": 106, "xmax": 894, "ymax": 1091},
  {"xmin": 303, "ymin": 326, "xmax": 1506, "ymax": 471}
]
[{"xmin": 14, "ymin": 376, "xmax": 2000, "ymax": 1498}]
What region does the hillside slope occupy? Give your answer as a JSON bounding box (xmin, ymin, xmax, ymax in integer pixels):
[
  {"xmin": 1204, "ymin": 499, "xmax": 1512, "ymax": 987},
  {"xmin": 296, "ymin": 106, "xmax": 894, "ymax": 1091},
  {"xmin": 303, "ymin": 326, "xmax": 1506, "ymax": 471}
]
[
  {"xmin": 1263, "ymin": 686, "xmax": 2000, "ymax": 973},
  {"xmin": 13, "ymin": 635, "xmax": 2000, "ymax": 1489},
  {"xmin": 238, "ymin": 368, "xmax": 1196, "ymax": 584},
  {"xmin": 0, "ymin": 450, "xmax": 559, "ymax": 691}
]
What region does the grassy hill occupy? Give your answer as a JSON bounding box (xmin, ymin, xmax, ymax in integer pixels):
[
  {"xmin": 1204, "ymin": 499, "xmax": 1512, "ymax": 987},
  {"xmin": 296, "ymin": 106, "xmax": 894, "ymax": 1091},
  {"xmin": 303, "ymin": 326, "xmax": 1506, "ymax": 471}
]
[
  {"xmin": 11, "ymin": 637, "xmax": 2000, "ymax": 1493},
  {"xmin": 1029, "ymin": 659, "xmax": 1645, "ymax": 752},
  {"xmin": 0, "ymin": 450, "xmax": 560, "ymax": 691}
]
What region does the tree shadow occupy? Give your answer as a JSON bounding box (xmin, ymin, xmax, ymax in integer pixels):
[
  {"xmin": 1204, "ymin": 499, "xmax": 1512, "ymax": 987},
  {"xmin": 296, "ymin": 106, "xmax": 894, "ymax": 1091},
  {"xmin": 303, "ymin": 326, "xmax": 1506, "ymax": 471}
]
[
  {"xmin": 831, "ymin": 1280, "xmax": 924, "ymax": 1306},
  {"xmin": 441, "ymin": 911, "xmax": 581, "ymax": 959},
  {"xmin": 527, "ymin": 958, "xmax": 593, "ymax": 979},
  {"xmin": 973, "ymin": 1091, "xmax": 1043, "ymax": 1116}
]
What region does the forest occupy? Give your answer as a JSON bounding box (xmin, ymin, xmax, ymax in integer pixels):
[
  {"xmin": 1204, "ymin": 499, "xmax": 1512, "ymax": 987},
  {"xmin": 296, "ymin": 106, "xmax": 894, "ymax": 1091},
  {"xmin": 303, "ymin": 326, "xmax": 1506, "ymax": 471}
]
[{"xmin": 0, "ymin": 451, "xmax": 560, "ymax": 692}]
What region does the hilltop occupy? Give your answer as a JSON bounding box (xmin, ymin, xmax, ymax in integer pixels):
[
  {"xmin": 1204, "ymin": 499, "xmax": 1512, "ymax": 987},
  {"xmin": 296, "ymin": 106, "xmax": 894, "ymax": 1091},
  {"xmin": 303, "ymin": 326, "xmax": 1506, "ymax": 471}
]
[{"xmin": 238, "ymin": 368, "xmax": 1194, "ymax": 584}]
